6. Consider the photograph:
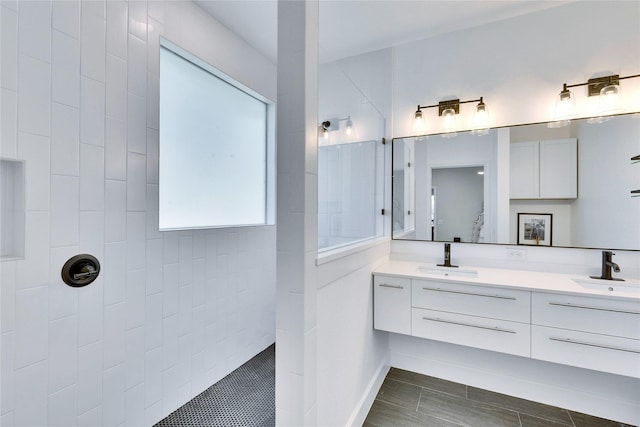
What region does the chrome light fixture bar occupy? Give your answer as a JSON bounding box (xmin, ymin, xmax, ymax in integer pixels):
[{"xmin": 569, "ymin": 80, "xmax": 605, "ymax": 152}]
[
  {"xmin": 413, "ymin": 97, "xmax": 489, "ymax": 136},
  {"xmin": 550, "ymin": 73, "xmax": 640, "ymax": 128}
]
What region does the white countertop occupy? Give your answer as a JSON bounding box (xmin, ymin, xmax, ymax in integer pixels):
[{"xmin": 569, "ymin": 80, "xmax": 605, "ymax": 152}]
[{"xmin": 374, "ymin": 261, "xmax": 640, "ymax": 301}]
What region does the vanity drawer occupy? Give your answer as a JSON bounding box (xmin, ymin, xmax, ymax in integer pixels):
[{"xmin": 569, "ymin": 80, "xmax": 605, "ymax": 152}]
[
  {"xmin": 412, "ymin": 279, "xmax": 531, "ymax": 323},
  {"xmin": 373, "ymin": 275, "xmax": 411, "ymax": 335},
  {"xmin": 532, "ymin": 293, "xmax": 640, "ymax": 339},
  {"xmin": 412, "ymin": 308, "xmax": 530, "ymax": 357},
  {"xmin": 532, "ymin": 325, "xmax": 640, "ymax": 378}
]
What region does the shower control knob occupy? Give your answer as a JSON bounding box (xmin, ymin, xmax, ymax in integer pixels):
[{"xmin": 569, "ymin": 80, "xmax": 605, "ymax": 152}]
[{"xmin": 61, "ymin": 254, "xmax": 101, "ymax": 287}]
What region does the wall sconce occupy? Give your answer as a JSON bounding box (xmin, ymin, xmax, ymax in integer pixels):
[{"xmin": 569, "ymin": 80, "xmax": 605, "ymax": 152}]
[
  {"xmin": 550, "ymin": 73, "xmax": 640, "ymax": 127},
  {"xmin": 413, "ymin": 97, "xmax": 488, "ymax": 137},
  {"xmin": 319, "ymin": 116, "xmax": 354, "ymax": 139}
]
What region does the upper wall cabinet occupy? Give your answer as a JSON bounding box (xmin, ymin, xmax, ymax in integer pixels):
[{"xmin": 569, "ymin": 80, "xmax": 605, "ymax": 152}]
[{"xmin": 510, "ymin": 138, "xmax": 577, "ymax": 199}]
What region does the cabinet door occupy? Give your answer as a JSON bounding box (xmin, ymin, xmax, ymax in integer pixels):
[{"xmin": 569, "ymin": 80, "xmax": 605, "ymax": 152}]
[
  {"xmin": 532, "ymin": 325, "xmax": 640, "ymax": 378},
  {"xmin": 373, "ymin": 275, "xmax": 411, "ymax": 334},
  {"xmin": 413, "ymin": 308, "xmax": 531, "ymax": 357},
  {"xmin": 539, "ymin": 138, "xmax": 577, "ymax": 198},
  {"xmin": 532, "ymin": 292, "xmax": 640, "ymax": 339},
  {"xmin": 510, "ymin": 141, "xmax": 539, "ymax": 198}
]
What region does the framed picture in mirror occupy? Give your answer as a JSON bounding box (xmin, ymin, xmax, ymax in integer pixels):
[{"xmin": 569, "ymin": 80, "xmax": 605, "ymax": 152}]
[{"xmin": 518, "ymin": 213, "xmax": 553, "ymax": 246}]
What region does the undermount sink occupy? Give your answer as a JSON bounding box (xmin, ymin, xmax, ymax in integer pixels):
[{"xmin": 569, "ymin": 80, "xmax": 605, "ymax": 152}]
[
  {"xmin": 417, "ymin": 266, "xmax": 479, "ymax": 279},
  {"xmin": 572, "ymin": 278, "xmax": 640, "ymax": 298}
]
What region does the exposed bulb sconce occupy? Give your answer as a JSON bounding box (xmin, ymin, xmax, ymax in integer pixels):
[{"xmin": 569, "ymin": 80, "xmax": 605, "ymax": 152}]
[
  {"xmin": 413, "ymin": 97, "xmax": 487, "ymax": 137},
  {"xmin": 319, "ymin": 121, "xmax": 330, "ymax": 139},
  {"xmin": 550, "ymin": 73, "xmax": 639, "ymax": 127},
  {"xmin": 319, "ymin": 116, "xmax": 354, "ymax": 139}
]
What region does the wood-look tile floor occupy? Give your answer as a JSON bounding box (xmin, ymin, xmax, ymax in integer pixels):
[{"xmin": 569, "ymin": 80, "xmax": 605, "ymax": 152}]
[{"xmin": 364, "ymin": 368, "xmax": 636, "ymax": 427}]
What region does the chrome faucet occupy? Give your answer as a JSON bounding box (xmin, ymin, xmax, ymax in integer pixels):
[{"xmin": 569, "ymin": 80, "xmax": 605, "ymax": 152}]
[
  {"xmin": 590, "ymin": 250, "xmax": 624, "ymax": 281},
  {"xmin": 437, "ymin": 243, "xmax": 458, "ymax": 268}
]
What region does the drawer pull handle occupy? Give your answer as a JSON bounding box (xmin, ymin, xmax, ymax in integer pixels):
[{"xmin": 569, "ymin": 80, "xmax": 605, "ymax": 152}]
[
  {"xmin": 379, "ymin": 284, "xmax": 404, "ymax": 289},
  {"xmin": 549, "ymin": 302, "xmax": 640, "ymax": 316},
  {"xmin": 422, "ymin": 287, "xmax": 516, "ymax": 300},
  {"xmin": 421, "ymin": 316, "xmax": 516, "ymax": 334},
  {"xmin": 549, "ymin": 337, "xmax": 640, "ymax": 354}
]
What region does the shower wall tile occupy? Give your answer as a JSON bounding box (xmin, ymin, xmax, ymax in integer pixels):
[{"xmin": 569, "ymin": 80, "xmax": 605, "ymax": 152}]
[
  {"xmin": 127, "ymin": 152, "xmax": 147, "ymax": 211},
  {"xmin": 128, "ymin": 35, "xmax": 147, "ymax": 97},
  {"xmin": 51, "ymin": 102, "xmax": 80, "ymax": 176},
  {"xmin": 105, "ymin": 179, "xmax": 127, "ymax": 243},
  {"xmin": 125, "ymin": 326, "xmax": 145, "ymax": 389},
  {"xmin": 80, "ymin": 77, "xmax": 105, "ymax": 146},
  {"xmin": 50, "ymin": 175, "xmax": 80, "ymax": 247},
  {"xmin": 80, "ymin": 3, "xmax": 105, "ymax": 82},
  {"xmin": 105, "ymin": 117, "xmax": 127, "ymax": 180},
  {"xmin": 14, "ymin": 360, "xmax": 48, "ymax": 427},
  {"xmin": 6, "ymin": 2, "xmax": 277, "ymax": 426},
  {"xmin": 106, "ymin": 1, "xmax": 128, "ymax": 60},
  {"xmin": 77, "ymin": 404, "xmax": 102, "ymax": 427},
  {"xmin": 102, "ymin": 363, "xmax": 125, "ymax": 427},
  {"xmin": 126, "ymin": 268, "xmax": 146, "ymax": 329},
  {"xmin": 48, "ymin": 315, "xmax": 79, "ymax": 394},
  {"xmin": 52, "ymin": 0, "xmax": 80, "ymax": 39},
  {"xmin": 48, "ymin": 385, "xmax": 77, "ymax": 427},
  {"xmin": 104, "ymin": 242, "xmax": 127, "ymax": 305},
  {"xmin": 18, "ymin": 132, "xmax": 50, "ymax": 212},
  {"xmin": 78, "ymin": 278, "xmax": 104, "ymax": 346},
  {"xmin": 103, "ymin": 302, "xmax": 126, "ymax": 369},
  {"xmin": 52, "ymin": 29, "xmax": 80, "ymax": 108},
  {"xmin": 79, "ymin": 143, "xmax": 105, "ymax": 210},
  {"xmin": 77, "ymin": 341, "xmax": 103, "ymax": 414},
  {"xmin": 18, "ymin": 0, "xmax": 51, "ymax": 63},
  {"xmin": 127, "ymin": 93, "xmax": 147, "ymax": 154},
  {"xmin": 106, "ymin": 54, "xmax": 127, "ymax": 122},
  {"xmin": 1, "ymin": 5, "xmax": 18, "ymax": 91},
  {"xmin": 0, "ymin": 87, "xmax": 17, "ymax": 158}
]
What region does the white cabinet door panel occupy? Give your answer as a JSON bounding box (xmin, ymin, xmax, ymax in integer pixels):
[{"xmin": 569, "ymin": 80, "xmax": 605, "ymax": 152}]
[
  {"xmin": 532, "ymin": 325, "xmax": 640, "ymax": 378},
  {"xmin": 373, "ymin": 275, "xmax": 411, "ymax": 334},
  {"xmin": 412, "ymin": 308, "xmax": 530, "ymax": 357}
]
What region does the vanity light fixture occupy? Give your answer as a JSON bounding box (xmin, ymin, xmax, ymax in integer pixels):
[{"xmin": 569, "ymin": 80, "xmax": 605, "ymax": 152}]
[
  {"xmin": 550, "ymin": 73, "xmax": 640, "ymax": 127},
  {"xmin": 413, "ymin": 97, "xmax": 487, "ymax": 137}
]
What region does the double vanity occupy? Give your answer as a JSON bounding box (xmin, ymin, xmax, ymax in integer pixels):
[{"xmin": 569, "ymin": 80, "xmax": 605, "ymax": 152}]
[{"xmin": 373, "ymin": 260, "xmax": 640, "ymax": 378}]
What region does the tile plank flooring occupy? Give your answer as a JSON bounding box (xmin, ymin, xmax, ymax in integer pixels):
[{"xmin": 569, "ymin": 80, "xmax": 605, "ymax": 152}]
[
  {"xmin": 152, "ymin": 347, "xmax": 634, "ymax": 427},
  {"xmin": 364, "ymin": 367, "xmax": 636, "ymax": 427}
]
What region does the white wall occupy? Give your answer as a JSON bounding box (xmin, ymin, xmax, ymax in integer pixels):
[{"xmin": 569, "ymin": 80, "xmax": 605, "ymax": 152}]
[
  {"xmin": 388, "ymin": 2, "xmax": 640, "ymax": 424},
  {"xmin": 392, "ymin": 1, "xmax": 640, "ymax": 136},
  {"xmin": 315, "ymin": 47, "xmax": 394, "ymax": 426},
  {"xmin": 0, "ymin": 1, "xmax": 276, "ymax": 426}
]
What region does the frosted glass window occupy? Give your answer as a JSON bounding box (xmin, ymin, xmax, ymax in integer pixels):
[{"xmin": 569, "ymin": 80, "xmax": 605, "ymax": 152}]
[{"xmin": 159, "ymin": 43, "xmax": 272, "ymax": 230}]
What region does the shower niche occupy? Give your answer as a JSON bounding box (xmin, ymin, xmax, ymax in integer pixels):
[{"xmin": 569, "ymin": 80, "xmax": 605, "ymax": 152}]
[{"xmin": 1, "ymin": 159, "xmax": 25, "ymax": 260}]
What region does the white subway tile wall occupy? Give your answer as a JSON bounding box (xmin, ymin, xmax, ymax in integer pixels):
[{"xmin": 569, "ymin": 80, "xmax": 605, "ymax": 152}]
[{"xmin": 0, "ymin": 1, "xmax": 276, "ymax": 426}]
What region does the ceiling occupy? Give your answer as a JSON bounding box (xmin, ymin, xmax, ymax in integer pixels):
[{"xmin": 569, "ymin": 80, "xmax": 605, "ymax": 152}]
[{"xmin": 195, "ymin": 0, "xmax": 572, "ymax": 64}]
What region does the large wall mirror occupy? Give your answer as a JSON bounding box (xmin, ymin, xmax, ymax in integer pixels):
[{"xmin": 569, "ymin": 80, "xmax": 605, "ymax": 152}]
[{"xmin": 392, "ymin": 113, "xmax": 640, "ymax": 251}]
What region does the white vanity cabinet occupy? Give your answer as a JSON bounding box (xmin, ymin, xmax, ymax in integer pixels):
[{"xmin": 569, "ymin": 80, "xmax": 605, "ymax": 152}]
[
  {"xmin": 412, "ymin": 280, "xmax": 531, "ymax": 357},
  {"xmin": 373, "ymin": 275, "xmax": 411, "ymax": 335},
  {"xmin": 531, "ymin": 292, "xmax": 640, "ymax": 378},
  {"xmin": 510, "ymin": 138, "xmax": 577, "ymax": 199}
]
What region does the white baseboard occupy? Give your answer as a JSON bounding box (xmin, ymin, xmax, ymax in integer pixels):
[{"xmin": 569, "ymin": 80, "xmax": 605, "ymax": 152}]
[{"xmin": 347, "ymin": 360, "xmax": 389, "ymax": 427}]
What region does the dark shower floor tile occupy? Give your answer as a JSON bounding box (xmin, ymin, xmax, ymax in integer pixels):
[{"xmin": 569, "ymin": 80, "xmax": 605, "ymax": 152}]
[{"xmin": 154, "ymin": 344, "xmax": 275, "ymax": 427}]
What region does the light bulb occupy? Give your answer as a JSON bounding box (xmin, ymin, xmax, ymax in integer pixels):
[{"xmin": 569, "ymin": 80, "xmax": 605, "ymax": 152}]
[
  {"xmin": 413, "ymin": 106, "xmax": 425, "ymax": 133},
  {"xmin": 471, "ymin": 98, "xmax": 490, "ymax": 136},
  {"xmin": 345, "ymin": 117, "xmax": 353, "ymax": 135},
  {"xmin": 597, "ymin": 84, "xmax": 623, "ymax": 117},
  {"xmin": 441, "ymin": 107, "xmax": 458, "ymax": 138},
  {"xmin": 549, "ymin": 84, "xmax": 575, "ymax": 128}
]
